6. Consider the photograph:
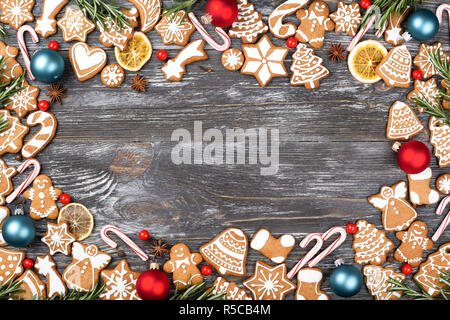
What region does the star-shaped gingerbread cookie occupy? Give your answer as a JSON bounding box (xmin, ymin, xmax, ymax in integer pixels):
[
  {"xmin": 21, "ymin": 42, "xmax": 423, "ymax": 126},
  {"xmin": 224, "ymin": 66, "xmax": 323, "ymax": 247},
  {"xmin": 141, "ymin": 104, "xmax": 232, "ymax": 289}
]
[
  {"xmin": 57, "ymin": 7, "xmax": 95, "ymax": 42},
  {"xmin": 413, "ymin": 42, "xmax": 450, "ymax": 79},
  {"xmin": 407, "ymin": 78, "xmax": 441, "ymax": 113},
  {"xmin": 5, "ymin": 79, "xmax": 39, "ymax": 118},
  {"xmin": 0, "ymin": 0, "xmax": 35, "ymax": 30},
  {"xmin": 155, "ymin": 10, "xmax": 195, "ymax": 47},
  {"xmin": 41, "ymin": 221, "xmax": 76, "ymax": 255},
  {"xmin": 100, "ymin": 260, "xmax": 141, "ymax": 300}
]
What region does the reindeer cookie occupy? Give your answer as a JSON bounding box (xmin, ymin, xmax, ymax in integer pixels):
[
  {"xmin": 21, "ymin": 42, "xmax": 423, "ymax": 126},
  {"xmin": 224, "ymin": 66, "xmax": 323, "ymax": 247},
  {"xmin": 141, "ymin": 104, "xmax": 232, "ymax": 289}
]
[
  {"xmin": 408, "ymin": 167, "xmax": 440, "ymax": 206},
  {"xmin": 295, "ymin": 1, "xmax": 334, "ymax": 49},
  {"xmin": 0, "ymin": 159, "xmax": 16, "ymax": 205},
  {"xmin": 394, "ymin": 221, "xmax": 433, "ymax": 267},
  {"xmin": 250, "ymin": 228, "xmax": 295, "ymax": 263},
  {"xmin": 23, "ymin": 174, "xmax": 62, "ymax": 220},
  {"xmin": 163, "ymin": 243, "xmax": 203, "ymax": 290}
]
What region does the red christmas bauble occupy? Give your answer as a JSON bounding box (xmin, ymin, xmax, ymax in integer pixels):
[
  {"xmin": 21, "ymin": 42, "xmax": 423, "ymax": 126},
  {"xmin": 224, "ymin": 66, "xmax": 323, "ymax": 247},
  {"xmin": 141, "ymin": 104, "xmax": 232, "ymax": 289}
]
[
  {"xmin": 23, "ymin": 258, "xmax": 34, "ymax": 269},
  {"xmin": 401, "ymin": 264, "xmax": 413, "ymax": 275},
  {"xmin": 286, "ymin": 37, "xmax": 298, "ymax": 48},
  {"xmin": 412, "ymin": 69, "xmax": 423, "ymax": 80},
  {"xmin": 346, "ymin": 223, "xmax": 357, "ymax": 234},
  {"xmin": 397, "ymin": 141, "xmax": 430, "ymax": 174},
  {"xmin": 136, "ymin": 268, "xmax": 170, "ymax": 300},
  {"xmin": 138, "ymin": 229, "xmax": 150, "ymax": 241},
  {"xmin": 156, "ymin": 49, "xmax": 168, "ymax": 61},
  {"xmin": 59, "ymin": 193, "xmax": 71, "ymax": 204},
  {"xmin": 48, "ymin": 41, "xmax": 59, "ymax": 51},
  {"xmin": 38, "ymin": 100, "xmax": 50, "ymax": 111},
  {"xmin": 360, "ymin": 0, "xmax": 371, "ymax": 9},
  {"xmin": 205, "ymin": 0, "xmax": 238, "ymax": 28},
  {"xmin": 201, "ymin": 265, "xmax": 213, "ymax": 276}
]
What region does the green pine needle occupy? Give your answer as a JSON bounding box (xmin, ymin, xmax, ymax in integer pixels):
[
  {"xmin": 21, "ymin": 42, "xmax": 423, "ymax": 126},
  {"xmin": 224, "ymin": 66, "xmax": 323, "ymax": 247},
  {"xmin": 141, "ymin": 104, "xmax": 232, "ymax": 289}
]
[
  {"xmin": 0, "ymin": 24, "xmax": 6, "ymax": 39},
  {"xmin": 430, "ymin": 48, "xmax": 450, "ymax": 85},
  {"xmin": 48, "ymin": 283, "xmax": 106, "ymax": 300},
  {"xmin": 170, "ymin": 281, "xmax": 226, "ymax": 300},
  {"xmin": 0, "ymin": 280, "xmax": 24, "ymax": 300},
  {"xmin": 0, "ymin": 69, "xmax": 26, "ymax": 107},
  {"xmin": 411, "ymin": 94, "xmax": 450, "ymax": 126},
  {"xmin": 163, "ymin": 0, "xmax": 204, "ymax": 23},
  {"xmin": 388, "ymin": 272, "xmax": 450, "ymax": 300},
  {"xmin": 74, "ymin": 0, "xmax": 130, "ymax": 31}
]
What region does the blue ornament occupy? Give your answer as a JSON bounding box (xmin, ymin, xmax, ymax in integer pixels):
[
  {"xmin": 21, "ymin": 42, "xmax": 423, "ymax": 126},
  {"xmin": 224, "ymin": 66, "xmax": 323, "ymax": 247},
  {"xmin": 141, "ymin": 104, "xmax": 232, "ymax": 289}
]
[
  {"xmin": 405, "ymin": 9, "xmax": 439, "ymax": 41},
  {"xmin": 330, "ymin": 265, "xmax": 363, "ymax": 297},
  {"xmin": 2, "ymin": 215, "xmax": 35, "ymax": 247},
  {"xmin": 30, "ymin": 49, "xmax": 65, "ymax": 83}
]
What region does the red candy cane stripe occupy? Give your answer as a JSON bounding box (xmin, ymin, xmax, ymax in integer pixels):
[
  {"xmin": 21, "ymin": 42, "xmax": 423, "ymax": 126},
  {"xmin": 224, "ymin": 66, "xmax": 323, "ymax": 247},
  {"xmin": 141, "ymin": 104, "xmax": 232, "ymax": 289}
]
[
  {"xmin": 101, "ymin": 225, "xmax": 149, "ymax": 261},
  {"xmin": 6, "ymin": 158, "xmax": 41, "ymax": 203},
  {"xmin": 287, "ymin": 233, "xmax": 323, "ymax": 279},
  {"xmin": 347, "ymin": 14, "xmax": 377, "ymax": 52},
  {"xmin": 188, "ymin": 12, "xmax": 231, "ymax": 52},
  {"xmin": 436, "ymin": 195, "xmax": 450, "ymax": 216},
  {"xmin": 432, "ymin": 196, "xmax": 450, "ymax": 242},
  {"xmin": 17, "ymin": 25, "xmax": 39, "ymax": 81},
  {"xmin": 436, "ymin": 4, "xmax": 450, "ymax": 25},
  {"xmin": 308, "ymin": 226, "xmax": 347, "ymax": 267}
]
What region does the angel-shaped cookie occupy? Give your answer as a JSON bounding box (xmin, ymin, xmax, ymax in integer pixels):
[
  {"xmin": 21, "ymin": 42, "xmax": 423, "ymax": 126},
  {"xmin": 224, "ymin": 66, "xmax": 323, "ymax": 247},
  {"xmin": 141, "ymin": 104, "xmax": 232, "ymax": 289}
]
[
  {"xmin": 368, "ymin": 181, "xmax": 417, "ymax": 231},
  {"xmin": 0, "ymin": 159, "xmax": 16, "ymax": 205},
  {"xmin": 62, "ymin": 242, "xmax": 111, "ymax": 292},
  {"xmin": 23, "ymin": 174, "xmax": 62, "ymax": 220}
]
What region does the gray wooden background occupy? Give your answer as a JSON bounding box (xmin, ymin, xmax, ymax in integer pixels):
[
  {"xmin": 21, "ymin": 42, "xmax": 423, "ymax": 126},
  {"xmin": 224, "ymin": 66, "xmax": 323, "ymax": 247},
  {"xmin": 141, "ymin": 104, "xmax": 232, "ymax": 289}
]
[{"xmin": 1, "ymin": 0, "xmax": 449, "ymax": 300}]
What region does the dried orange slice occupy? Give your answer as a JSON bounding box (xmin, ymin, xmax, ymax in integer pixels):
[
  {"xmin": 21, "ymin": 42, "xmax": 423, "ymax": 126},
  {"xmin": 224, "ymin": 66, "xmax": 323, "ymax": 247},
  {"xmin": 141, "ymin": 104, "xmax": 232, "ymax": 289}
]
[
  {"xmin": 348, "ymin": 40, "xmax": 387, "ymax": 84},
  {"xmin": 57, "ymin": 203, "xmax": 94, "ymax": 241},
  {"xmin": 115, "ymin": 31, "xmax": 152, "ymax": 71}
]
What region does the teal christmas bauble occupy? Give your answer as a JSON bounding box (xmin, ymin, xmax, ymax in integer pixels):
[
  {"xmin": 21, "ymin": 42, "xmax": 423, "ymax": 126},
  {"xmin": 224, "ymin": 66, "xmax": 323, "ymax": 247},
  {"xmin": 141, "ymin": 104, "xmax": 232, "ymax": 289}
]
[
  {"xmin": 2, "ymin": 215, "xmax": 35, "ymax": 247},
  {"xmin": 330, "ymin": 265, "xmax": 363, "ymax": 297},
  {"xmin": 30, "ymin": 49, "xmax": 65, "ymax": 83},
  {"xmin": 405, "ymin": 9, "xmax": 439, "ymax": 41}
]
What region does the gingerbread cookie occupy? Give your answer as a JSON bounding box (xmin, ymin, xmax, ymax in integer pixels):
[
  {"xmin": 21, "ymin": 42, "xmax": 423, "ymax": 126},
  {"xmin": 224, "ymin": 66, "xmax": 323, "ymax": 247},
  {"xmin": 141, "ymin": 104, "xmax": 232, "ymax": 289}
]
[
  {"xmin": 241, "ymin": 35, "xmax": 288, "ymax": 88},
  {"xmin": 0, "ymin": 159, "xmax": 16, "ymax": 206},
  {"xmin": 34, "ymin": 255, "xmax": 67, "ymax": 298},
  {"xmin": 290, "ymin": 43, "xmax": 329, "ymax": 89},
  {"xmin": 0, "ymin": 247, "xmax": 24, "ymax": 283},
  {"xmin": 0, "ymin": 110, "xmax": 29, "ymax": 156},
  {"xmin": 0, "ymin": 0, "xmax": 35, "ymax": 30},
  {"xmin": 22, "ymin": 111, "xmax": 57, "ymax": 159},
  {"xmin": 442, "ymin": 80, "xmax": 450, "ymax": 110},
  {"xmin": 14, "ymin": 269, "xmax": 46, "ymax": 300},
  {"xmin": 329, "ymin": 1, "xmax": 362, "ymax": 37},
  {"xmin": 368, "ymin": 181, "xmax": 418, "ymax": 231},
  {"xmin": 161, "ymin": 39, "xmax": 208, "ymax": 82},
  {"xmin": 250, "ymin": 228, "xmax": 295, "ymax": 263},
  {"xmin": 352, "ymin": 219, "xmax": 394, "ymax": 265},
  {"xmin": 100, "ymin": 259, "xmax": 141, "ymax": 300},
  {"xmin": 98, "ymin": 8, "xmax": 138, "ymax": 51},
  {"xmin": 429, "ymin": 117, "xmax": 450, "ymax": 168},
  {"xmin": 413, "ymin": 42, "xmax": 449, "ymax": 79},
  {"xmin": 386, "ymin": 101, "xmax": 423, "ymax": 141},
  {"xmin": 295, "ymin": 267, "xmax": 328, "ymax": 300},
  {"xmin": 0, "ymin": 41, "xmax": 23, "ymax": 84},
  {"xmin": 163, "ymin": 243, "xmax": 203, "ymax": 290},
  {"xmin": 128, "ymin": 0, "xmax": 161, "ymax": 33},
  {"xmin": 376, "ymin": 45, "xmax": 412, "ymax": 88},
  {"xmin": 243, "ymin": 261, "xmax": 295, "ymax": 300},
  {"xmin": 35, "ymin": 0, "xmax": 68, "ymax": 37},
  {"xmin": 363, "ymin": 265, "xmax": 405, "ymax": 300},
  {"xmin": 5, "ymin": 79, "xmax": 39, "ymax": 119},
  {"xmin": 436, "ymin": 174, "xmax": 450, "ymax": 195},
  {"xmin": 69, "ymin": 42, "xmax": 107, "ymax": 82},
  {"xmin": 57, "ymin": 7, "xmax": 95, "ymax": 42},
  {"xmin": 155, "ymin": 10, "xmax": 195, "ymax": 47},
  {"xmin": 221, "ymin": 48, "xmax": 244, "ymax": 71},
  {"xmin": 62, "ymin": 242, "xmax": 111, "ymax": 292},
  {"xmin": 41, "ymin": 221, "xmax": 76, "ymax": 256},
  {"xmin": 101, "ymin": 64, "xmax": 125, "ymax": 88},
  {"xmin": 200, "ymin": 228, "xmax": 248, "ymax": 277},
  {"xmin": 408, "ymin": 167, "xmax": 440, "ymax": 206},
  {"xmin": 229, "ymin": 0, "xmax": 268, "ymax": 44},
  {"xmin": 0, "ymin": 207, "xmax": 10, "ymax": 246},
  {"xmin": 212, "ymin": 277, "xmax": 252, "ymax": 300},
  {"xmin": 414, "ymin": 242, "xmax": 450, "ymax": 297},
  {"xmin": 23, "ymin": 174, "xmax": 62, "ymax": 220},
  {"xmin": 407, "ymin": 78, "xmax": 441, "ymax": 113},
  {"xmin": 394, "ymin": 221, "xmax": 433, "ymax": 267},
  {"xmin": 268, "ymin": 0, "xmax": 309, "ymax": 39},
  {"xmin": 384, "ymin": 9, "xmax": 410, "ymax": 46},
  {"xmin": 295, "ymin": 1, "xmax": 334, "ymax": 49}
]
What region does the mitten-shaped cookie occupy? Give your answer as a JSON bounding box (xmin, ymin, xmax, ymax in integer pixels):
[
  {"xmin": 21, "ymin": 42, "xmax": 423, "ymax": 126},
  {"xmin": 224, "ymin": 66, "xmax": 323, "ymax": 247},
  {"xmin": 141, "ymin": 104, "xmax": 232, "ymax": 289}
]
[
  {"xmin": 408, "ymin": 167, "xmax": 440, "ymax": 206},
  {"xmin": 250, "ymin": 228, "xmax": 295, "ymax": 263},
  {"xmin": 394, "ymin": 221, "xmax": 433, "ymax": 267},
  {"xmin": 295, "ymin": 1, "xmax": 334, "ymax": 49},
  {"xmin": 163, "ymin": 243, "xmax": 203, "ymax": 290},
  {"xmin": 24, "ymin": 174, "xmax": 62, "ymax": 220}
]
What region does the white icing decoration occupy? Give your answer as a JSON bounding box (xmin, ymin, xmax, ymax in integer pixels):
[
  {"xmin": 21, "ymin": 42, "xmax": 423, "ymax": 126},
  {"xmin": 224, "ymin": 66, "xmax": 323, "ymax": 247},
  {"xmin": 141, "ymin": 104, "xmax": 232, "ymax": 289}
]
[
  {"xmin": 268, "ymin": 0, "xmax": 309, "ymax": 38},
  {"xmin": 35, "ymin": 0, "xmax": 67, "ymax": 37}
]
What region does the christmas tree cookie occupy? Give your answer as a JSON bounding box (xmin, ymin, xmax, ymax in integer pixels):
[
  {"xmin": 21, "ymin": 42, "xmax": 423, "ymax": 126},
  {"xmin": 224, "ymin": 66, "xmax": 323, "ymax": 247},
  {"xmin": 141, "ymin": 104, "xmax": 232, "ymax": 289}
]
[
  {"xmin": 229, "ymin": 0, "xmax": 268, "ymax": 43},
  {"xmin": 290, "ymin": 44, "xmax": 329, "ymax": 89},
  {"xmin": 363, "ymin": 265, "xmax": 405, "ymax": 300}
]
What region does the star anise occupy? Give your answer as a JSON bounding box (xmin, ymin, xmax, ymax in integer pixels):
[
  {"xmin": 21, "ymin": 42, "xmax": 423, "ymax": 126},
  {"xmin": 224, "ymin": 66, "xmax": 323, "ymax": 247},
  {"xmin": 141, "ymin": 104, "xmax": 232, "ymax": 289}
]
[
  {"xmin": 131, "ymin": 74, "xmax": 147, "ymax": 92},
  {"xmin": 326, "ymin": 42, "xmax": 346, "ymax": 62},
  {"xmin": 46, "ymin": 83, "xmax": 66, "ymax": 104},
  {"xmin": 149, "ymin": 239, "xmax": 169, "ymax": 258}
]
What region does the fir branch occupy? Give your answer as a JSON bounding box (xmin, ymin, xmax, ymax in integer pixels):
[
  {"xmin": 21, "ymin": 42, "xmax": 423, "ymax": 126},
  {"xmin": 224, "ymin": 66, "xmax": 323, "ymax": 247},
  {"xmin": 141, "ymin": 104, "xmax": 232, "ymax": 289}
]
[
  {"xmin": 411, "ymin": 95, "xmax": 450, "ymax": 126},
  {"xmin": 0, "ymin": 24, "xmax": 6, "ymax": 39},
  {"xmin": 163, "ymin": 0, "xmax": 205, "ymax": 23},
  {"xmin": 170, "ymin": 282, "xmax": 226, "ymax": 300},
  {"xmin": 48, "ymin": 283, "xmax": 105, "ymax": 300},
  {"xmin": 388, "ymin": 272, "xmax": 450, "ymax": 300},
  {"xmin": 0, "ymin": 69, "xmax": 26, "ymax": 107},
  {"xmin": 0, "ymin": 280, "xmax": 23, "ymax": 300},
  {"xmin": 73, "ymin": 0, "xmax": 130, "ymax": 31},
  {"xmin": 430, "ymin": 48, "xmax": 450, "ymax": 85}
]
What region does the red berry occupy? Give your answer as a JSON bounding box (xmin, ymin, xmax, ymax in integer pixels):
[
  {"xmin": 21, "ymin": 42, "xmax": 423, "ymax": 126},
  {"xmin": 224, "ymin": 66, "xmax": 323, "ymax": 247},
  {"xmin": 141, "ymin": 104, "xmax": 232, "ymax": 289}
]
[
  {"xmin": 23, "ymin": 258, "xmax": 34, "ymax": 269},
  {"xmin": 412, "ymin": 69, "xmax": 423, "ymax": 80},
  {"xmin": 156, "ymin": 49, "xmax": 168, "ymax": 61},
  {"xmin": 38, "ymin": 100, "xmax": 50, "ymax": 111},
  {"xmin": 139, "ymin": 230, "xmax": 150, "ymax": 241},
  {"xmin": 346, "ymin": 223, "xmax": 357, "ymax": 234},
  {"xmin": 286, "ymin": 37, "xmax": 298, "ymax": 48},
  {"xmin": 360, "ymin": 0, "xmax": 371, "ymax": 9},
  {"xmin": 201, "ymin": 265, "xmax": 213, "ymax": 276},
  {"xmin": 59, "ymin": 193, "xmax": 71, "ymax": 204},
  {"xmin": 48, "ymin": 41, "xmax": 59, "ymax": 51},
  {"xmin": 401, "ymin": 264, "xmax": 413, "ymax": 275}
]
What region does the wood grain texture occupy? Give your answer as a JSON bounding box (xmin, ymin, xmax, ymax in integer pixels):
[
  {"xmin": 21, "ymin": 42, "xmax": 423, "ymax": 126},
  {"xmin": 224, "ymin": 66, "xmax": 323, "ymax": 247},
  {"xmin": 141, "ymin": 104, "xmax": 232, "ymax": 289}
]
[{"xmin": 0, "ymin": 0, "xmax": 448, "ymax": 300}]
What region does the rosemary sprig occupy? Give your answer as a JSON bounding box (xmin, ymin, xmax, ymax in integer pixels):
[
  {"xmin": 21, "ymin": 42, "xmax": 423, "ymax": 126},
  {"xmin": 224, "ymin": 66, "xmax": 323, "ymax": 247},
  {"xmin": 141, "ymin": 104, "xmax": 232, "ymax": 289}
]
[
  {"xmin": 0, "ymin": 24, "xmax": 6, "ymax": 39},
  {"xmin": 430, "ymin": 48, "xmax": 450, "ymax": 85},
  {"xmin": 163, "ymin": 0, "xmax": 205, "ymax": 22},
  {"xmin": 388, "ymin": 272, "xmax": 450, "ymax": 300},
  {"xmin": 0, "ymin": 69, "xmax": 26, "ymax": 107},
  {"xmin": 73, "ymin": 0, "xmax": 130, "ymax": 31},
  {"xmin": 170, "ymin": 282, "xmax": 226, "ymax": 300},
  {"xmin": 0, "ymin": 280, "xmax": 23, "ymax": 300},
  {"xmin": 411, "ymin": 95, "xmax": 450, "ymax": 126},
  {"xmin": 48, "ymin": 283, "xmax": 105, "ymax": 300}
]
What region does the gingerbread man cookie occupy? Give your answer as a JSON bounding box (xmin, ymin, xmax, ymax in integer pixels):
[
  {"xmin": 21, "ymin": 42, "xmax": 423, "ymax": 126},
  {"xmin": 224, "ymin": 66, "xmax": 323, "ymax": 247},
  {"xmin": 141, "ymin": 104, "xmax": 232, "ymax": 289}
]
[
  {"xmin": 295, "ymin": 1, "xmax": 334, "ymax": 49},
  {"xmin": 155, "ymin": 10, "xmax": 195, "ymax": 47},
  {"xmin": 329, "ymin": 1, "xmax": 362, "ymax": 37},
  {"xmin": 0, "ymin": 159, "xmax": 16, "ymax": 206},
  {"xmin": 363, "ymin": 265, "xmax": 405, "ymax": 300},
  {"xmin": 35, "ymin": 0, "xmax": 68, "ymax": 37},
  {"xmin": 0, "ymin": 0, "xmax": 35, "ymax": 30},
  {"xmin": 295, "ymin": 267, "xmax": 328, "ymax": 300},
  {"xmin": 386, "ymin": 101, "xmax": 423, "ymax": 141},
  {"xmin": 163, "ymin": 243, "xmax": 203, "ymax": 290},
  {"xmin": 250, "ymin": 228, "xmax": 295, "ymax": 263},
  {"xmin": 394, "ymin": 221, "xmax": 433, "ymax": 267},
  {"xmin": 0, "ymin": 41, "xmax": 23, "ymax": 84},
  {"xmin": 57, "ymin": 7, "xmax": 95, "ymax": 42},
  {"xmin": 408, "ymin": 167, "xmax": 440, "ymax": 206},
  {"xmin": 23, "ymin": 174, "xmax": 62, "ymax": 220}
]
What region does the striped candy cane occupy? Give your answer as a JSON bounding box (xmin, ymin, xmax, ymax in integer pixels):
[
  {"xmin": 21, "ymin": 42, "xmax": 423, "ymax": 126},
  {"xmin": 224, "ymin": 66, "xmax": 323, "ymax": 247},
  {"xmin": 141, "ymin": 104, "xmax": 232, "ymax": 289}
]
[
  {"xmin": 188, "ymin": 12, "xmax": 231, "ymax": 52},
  {"xmin": 432, "ymin": 196, "xmax": 450, "ymax": 242},
  {"xmin": 347, "ymin": 14, "xmax": 377, "ymax": 52},
  {"xmin": 17, "ymin": 25, "xmax": 39, "ymax": 81},
  {"xmin": 308, "ymin": 226, "xmax": 347, "ymax": 267},
  {"xmin": 101, "ymin": 225, "xmax": 149, "ymax": 261},
  {"xmin": 436, "ymin": 3, "xmax": 450, "ymax": 25},
  {"xmin": 6, "ymin": 158, "xmax": 41, "ymax": 203},
  {"xmin": 287, "ymin": 233, "xmax": 323, "ymax": 279}
]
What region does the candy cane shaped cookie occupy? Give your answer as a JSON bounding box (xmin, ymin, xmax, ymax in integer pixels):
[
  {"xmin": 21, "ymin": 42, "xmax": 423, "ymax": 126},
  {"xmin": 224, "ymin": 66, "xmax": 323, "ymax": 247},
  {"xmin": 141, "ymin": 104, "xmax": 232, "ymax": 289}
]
[
  {"xmin": 101, "ymin": 225, "xmax": 149, "ymax": 261},
  {"xmin": 22, "ymin": 111, "xmax": 57, "ymax": 159},
  {"xmin": 35, "ymin": 0, "xmax": 68, "ymax": 37},
  {"xmin": 268, "ymin": 0, "xmax": 310, "ymax": 39},
  {"xmin": 287, "ymin": 233, "xmax": 323, "ymax": 279},
  {"xmin": 308, "ymin": 227, "xmax": 347, "ymax": 267}
]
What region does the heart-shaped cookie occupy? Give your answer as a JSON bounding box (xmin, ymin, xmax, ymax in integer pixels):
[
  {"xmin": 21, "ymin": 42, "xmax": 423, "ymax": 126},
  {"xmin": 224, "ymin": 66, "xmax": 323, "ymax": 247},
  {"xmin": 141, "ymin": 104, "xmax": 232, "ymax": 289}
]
[{"xmin": 69, "ymin": 42, "xmax": 107, "ymax": 82}]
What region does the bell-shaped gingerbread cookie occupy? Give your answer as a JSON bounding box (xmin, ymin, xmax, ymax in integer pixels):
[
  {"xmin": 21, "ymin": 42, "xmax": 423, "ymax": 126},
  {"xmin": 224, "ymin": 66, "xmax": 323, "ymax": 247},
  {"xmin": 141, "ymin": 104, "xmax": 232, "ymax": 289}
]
[
  {"xmin": 408, "ymin": 167, "xmax": 440, "ymax": 206},
  {"xmin": 250, "ymin": 228, "xmax": 295, "ymax": 263}
]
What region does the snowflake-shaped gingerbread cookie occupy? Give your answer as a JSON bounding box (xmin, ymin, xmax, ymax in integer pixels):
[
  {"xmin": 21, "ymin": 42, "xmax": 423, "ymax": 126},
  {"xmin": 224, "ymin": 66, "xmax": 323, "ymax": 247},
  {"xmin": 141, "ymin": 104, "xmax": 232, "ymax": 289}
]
[
  {"xmin": 101, "ymin": 64, "xmax": 125, "ymax": 88},
  {"xmin": 407, "ymin": 78, "xmax": 441, "ymax": 113},
  {"xmin": 330, "ymin": 1, "xmax": 361, "ymax": 37},
  {"xmin": 0, "ymin": 0, "xmax": 35, "ymax": 30},
  {"xmin": 57, "ymin": 7, "xmax": 95, "ymax": 42},
  {"xmin": 100, "ymin": 260, "xmax": 141, "ymax": 300},
  {"xmin": 155, "ymin": 10, "xmax": 195, "ymax": 47},
  {"xmin": 436, "ymin": 174, "xmax": 450, "ymax": 195},
  {"xmin": 221, "ymin": 48, "xmax": 244, "ymax": 71},
  {"xmin": 41, "ymin": 221, "xmax": 76, "ymax": 255},
  {"xmin": 5, "ymin": 79, "xmax": 39, "ymax": 118}
]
